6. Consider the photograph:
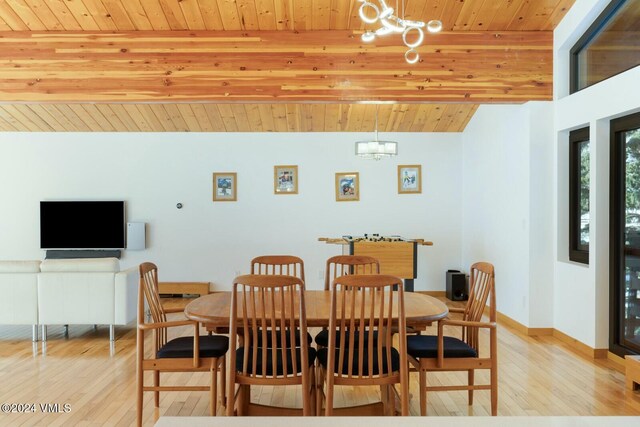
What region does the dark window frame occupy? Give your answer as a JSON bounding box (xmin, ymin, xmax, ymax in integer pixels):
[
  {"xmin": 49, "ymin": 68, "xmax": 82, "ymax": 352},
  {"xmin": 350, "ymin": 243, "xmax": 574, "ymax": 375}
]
[
  {"xmin": 570, "ymin": 0, "xmax": 636, "ymax": 94},
  {"xmin": 569, "ymin": 127, "xmax": 590, "ymax": 264},
  {"xmin": 609, "ymin": 111, "xmax": 640, "ymax": 357}
]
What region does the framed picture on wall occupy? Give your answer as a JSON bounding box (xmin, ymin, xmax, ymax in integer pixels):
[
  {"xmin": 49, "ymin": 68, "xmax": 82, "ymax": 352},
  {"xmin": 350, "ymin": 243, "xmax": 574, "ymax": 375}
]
[
  {"xmin": 398, "ymin": 165, "xmax": 422, "ymax": 194},
  {"xmin": 335, "ymin": 172, "xmax": 359, "ymax": 202},
  {"xmin": 212, "ymin": 172, "xmax": 237, "ymax": 202},
  {"xmin": 274, "ymin": 165, "xmax": 298, "ymax": 194}
]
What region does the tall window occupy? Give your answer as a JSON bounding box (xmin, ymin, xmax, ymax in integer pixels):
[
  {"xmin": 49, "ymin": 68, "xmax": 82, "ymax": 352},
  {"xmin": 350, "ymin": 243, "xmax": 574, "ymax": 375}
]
[
  {"xmin": 569, "ymin": 127, "xmax": 590, "ymax": 264},
  {"xmin": 610, "ymin": 111, "xmax": 640, "ymax": 356},
  {"xmin": 570, "ymin": 0, "xmax": 640, "ymax": 93}
]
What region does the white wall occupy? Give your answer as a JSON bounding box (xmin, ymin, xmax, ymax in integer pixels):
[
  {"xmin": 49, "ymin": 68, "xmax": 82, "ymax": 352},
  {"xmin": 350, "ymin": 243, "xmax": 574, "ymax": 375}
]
[
  {"xmin": 552, "ymin": 0, "xmax": 640, "ymax": 348},
  {"xmin": 461, "ymin": 102, "xmax": 554, "ymax": 328},
  {"xmin": 0, "ymin": 131, "xmax": 463, "ymax": 291}
]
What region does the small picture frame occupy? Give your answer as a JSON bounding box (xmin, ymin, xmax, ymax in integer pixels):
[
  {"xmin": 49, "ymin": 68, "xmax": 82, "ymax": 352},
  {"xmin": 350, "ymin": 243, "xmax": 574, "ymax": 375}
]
[
  {"xmin": 335, "ymin": 172, "xmax": 360, "ymax": 202},
  {"xmin": 398, "ymin": 165, "xmax": 422, "ymax": 194},
  {"xmin": 213, "ymin": 172, "xmax": 237, "ymax": 202},
  {"xmin": 274, "ymin": 165, "xmax": 298, "ymax": 194}
]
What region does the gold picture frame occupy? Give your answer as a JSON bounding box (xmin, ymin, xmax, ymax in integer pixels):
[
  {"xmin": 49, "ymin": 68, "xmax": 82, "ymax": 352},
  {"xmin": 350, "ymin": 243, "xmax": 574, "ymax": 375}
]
[
  {"xmin": 398, "ymin": 165, "xmax": 422, "ymax": 194},
  {"xmin": 274, "ymin": 165, "xmax": 298, "ymax": 194},
  {"xmin": 212, "ymin": 172, "xmax": 237, "ymax": 202},
  {"xmin": 335, "ymin": 172, "xmax": 360, "ymax": 202}
]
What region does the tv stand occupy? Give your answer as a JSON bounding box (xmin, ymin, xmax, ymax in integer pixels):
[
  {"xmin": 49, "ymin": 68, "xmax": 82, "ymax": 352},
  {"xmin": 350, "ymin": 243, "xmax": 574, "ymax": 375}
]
[{"xmin": 45, "ymin": 250, "xmax": 122, "ymax": 259}]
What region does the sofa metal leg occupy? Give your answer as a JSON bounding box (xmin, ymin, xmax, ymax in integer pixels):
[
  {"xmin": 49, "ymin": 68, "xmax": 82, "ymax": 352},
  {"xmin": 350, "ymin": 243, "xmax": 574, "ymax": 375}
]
[
  {"xmin": 110, "ymin": 325, "xmax": 115, "ymax": 342},
  {"xmin": 32, "ymin": 325, "xmax": 38, "ymax": 342},
  {"xmin": 42, "ymin": 325, "xmax": 47, "ymax": 342},
  {"xmin": 64, "ymin": 324, "xmax": 69, "ymax": 337}
]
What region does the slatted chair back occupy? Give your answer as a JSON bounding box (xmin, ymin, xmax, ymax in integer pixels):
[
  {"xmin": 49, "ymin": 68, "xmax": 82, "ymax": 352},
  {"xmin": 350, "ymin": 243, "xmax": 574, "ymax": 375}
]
[
  {"xmin": 461, "ymin": 262, "xmax": 496, "ymax": 352},
  {"xmin": 139, "ymin": 262, "xmax": 168, "ymax": 351},
  {"xmin": 323, "ymin": 274, "xmax": 409, "ymax": 415},
  {"xmin": 251, "ymin": 255, "xmax": 305, "ymax": 283},
  {"xmin": 329, "ymin": 274, "xmax": 407, "ymax": 381},
  {"xmin": 324, "ymin": 255, "xmax": 380, "ymax": 290},
  {"xmin": 229, "ymin": 274, "xmax": 309, "ymax": 382},
  {"xmin": 228, "ymin": 274, "xmax": 315, "ymax": 415}
]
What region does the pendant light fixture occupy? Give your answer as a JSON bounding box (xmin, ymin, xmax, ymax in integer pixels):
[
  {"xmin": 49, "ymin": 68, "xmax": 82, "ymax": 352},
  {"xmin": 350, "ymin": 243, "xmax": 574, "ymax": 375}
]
[
  {"xmin": 355, "ymin": 106, "xmax": 398, "ymax": 160},
  {"xmin": 358, "ymin": 0, "xmax": 443, "ymax": 64}
]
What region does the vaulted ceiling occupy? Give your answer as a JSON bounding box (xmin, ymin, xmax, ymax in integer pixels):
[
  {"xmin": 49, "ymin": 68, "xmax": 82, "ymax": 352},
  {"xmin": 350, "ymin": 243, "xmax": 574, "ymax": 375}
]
[{"xmin": 0, "ymin": 0, "xmax": 575, "ymax": 132}]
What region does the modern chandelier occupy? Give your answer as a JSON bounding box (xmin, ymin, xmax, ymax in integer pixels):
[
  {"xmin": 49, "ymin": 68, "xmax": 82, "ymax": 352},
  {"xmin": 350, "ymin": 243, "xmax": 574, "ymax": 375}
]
[
  {"xmin": 358, "ymin": 0, "xmax": 443, "ymax": 64},
  {"xmin": 355, "ymin": 106, "xmax": 398, "ymax": 160}
]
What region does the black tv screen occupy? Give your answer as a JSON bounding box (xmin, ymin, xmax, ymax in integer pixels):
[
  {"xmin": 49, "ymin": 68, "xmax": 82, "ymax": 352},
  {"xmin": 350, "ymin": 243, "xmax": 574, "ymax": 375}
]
[{"xmin": 40, "ymin": 201, "xmax": 126, "ymax": 249}]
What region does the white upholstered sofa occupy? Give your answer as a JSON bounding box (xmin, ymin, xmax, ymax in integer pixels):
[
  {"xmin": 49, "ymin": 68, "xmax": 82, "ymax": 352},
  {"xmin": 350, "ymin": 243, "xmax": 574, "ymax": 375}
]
[
  {"xmin": 0, "ymin": 261, "xmax": 41, "ymax": 341},
  {"xmin": 0, "ymin": 258, "xmax": 137, "ymax": 342},
  {"xmin": 38, "ymin": 258, "xmax": 138, "ymax": 341}
]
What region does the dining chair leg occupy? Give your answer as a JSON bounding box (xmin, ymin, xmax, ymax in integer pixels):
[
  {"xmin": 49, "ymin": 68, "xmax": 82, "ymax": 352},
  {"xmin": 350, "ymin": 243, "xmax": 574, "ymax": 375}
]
[
  {"xmin": 308, "ymin": 366, "xmax": 316, "ymax": 416},
  {"xmin": 226, "ymin": 383, "xmax": 235, "ymax": 416},
  {"xmin": 419, "ymin": 370, "xmax": 427, "ymax": 416},
  {"xmin": 220, "ymin": 356, "xmax": 226, "ymax": 408},
  {"xmin": 302, "ymin": 364, "xmax": 311, "ymax": 416},
  {"xmin": 387, "ymin": 384, "xmax": 401, "ymax": 416},
  {"xmin": 210, "ymin": 359, "xmax": 218, "ymax": 416},
  {"xmin": 316, "ymin": 365, "xmax": 324, "ymax": 416},
  {"xmin": 380, "ymin": 385, "xmax": 389, "ymax": 415},
  {"xmin": 468, "ymin": 369, "xmax": 475, "ymax": 405},
  {"xmin": 324, "ymin": 372, "xmax": 334, "ymax": 416},
  {"xmin": 490, "ymin": 366, "xmax": 498, "ymax": 416},
  {"xmin": 238, "ymin": 385, "xmax": 250, "ymax": 415},
  {"xmin": 153, "ymin": 371, "xmax": 160, "ymax": 407}
]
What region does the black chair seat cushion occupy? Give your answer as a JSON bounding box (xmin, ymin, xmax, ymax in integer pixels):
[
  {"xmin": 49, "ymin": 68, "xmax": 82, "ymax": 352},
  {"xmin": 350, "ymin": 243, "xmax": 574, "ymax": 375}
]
[
  {"xmin": 317, "ymin": 347, "xmax": 400, "ymax": 375},
  {"xmin": 157, "ymin": 335, "xmax": 229, "ymax": 359},
  {"xmin": 235, "ymin": 346, "xmax": 317, "ymax": 376},
  {"xmin": 406, "ymin": 335, "xmax": 478, "ymax": 359},
  {"xmin": 314, "ymin": 329, "xmax": 379, "ymax": 347},
  {"xmin": 249, "ymin": 328, "xmax": 313, "ymax": 348}
]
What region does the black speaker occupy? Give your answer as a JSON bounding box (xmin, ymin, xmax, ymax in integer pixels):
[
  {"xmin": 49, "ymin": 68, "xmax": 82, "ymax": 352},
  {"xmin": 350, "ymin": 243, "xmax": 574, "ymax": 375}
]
[{"xmin": 446, "ymin": 270, "xmax": 467, "ymax": 301}]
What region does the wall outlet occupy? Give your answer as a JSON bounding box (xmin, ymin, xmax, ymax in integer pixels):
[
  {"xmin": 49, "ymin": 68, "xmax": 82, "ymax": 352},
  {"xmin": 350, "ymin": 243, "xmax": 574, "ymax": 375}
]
[{"xmin": 318, "ymin": 269, "xmax": 324, "ymax": 280}]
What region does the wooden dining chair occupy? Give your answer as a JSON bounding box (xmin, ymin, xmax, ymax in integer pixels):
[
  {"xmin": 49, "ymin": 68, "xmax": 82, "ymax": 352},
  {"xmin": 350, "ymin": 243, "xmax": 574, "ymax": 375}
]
[
  {"xmin": 315, "ymin": 255, "xmax": 380, "ymax": 348},
  {"xmin": 248, "ymin": 255, "xmax": 310, "ymax": 347},
  {"xmin": 316, "ymin": 274, "xmax": 409, "ymax": 416},
  {"xmin": 323, "ymin": 255, "xmax": 380, "ymax": 290},
  {"xmin": 406, "ymin": 262, "xmax": 497, "ymax": 416},
  {"xmin": 227, "ymin": 274, "xmax": 316, "ymax": 416},
  {"xmin": 136, "ymin": 262, "xmax": 228, "ymax": 426},
  {"xmin": 251, "ymin": 255, "xmax": 305, "ymax": 282}
]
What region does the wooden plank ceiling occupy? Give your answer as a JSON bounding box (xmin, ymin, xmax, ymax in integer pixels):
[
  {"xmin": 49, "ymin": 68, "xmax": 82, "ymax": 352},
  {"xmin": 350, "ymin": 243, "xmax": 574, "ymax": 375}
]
[
  {"xmin": 0, "ymin": 0, "xmax": 573, "ymax": 31},
  {"xmin": 0, "ymin": 0, "xmax": 575, "ymax": 133},
  {"xmin": 0, "ymin": 103, "xmax": 477, "ymax": 132}
]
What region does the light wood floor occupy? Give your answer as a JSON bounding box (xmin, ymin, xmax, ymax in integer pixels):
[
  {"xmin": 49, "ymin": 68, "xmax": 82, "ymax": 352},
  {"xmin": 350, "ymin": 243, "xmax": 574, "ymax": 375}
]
[{"xmin": 1, "ymin": 297, "xmax": 639, "ymax": 426}]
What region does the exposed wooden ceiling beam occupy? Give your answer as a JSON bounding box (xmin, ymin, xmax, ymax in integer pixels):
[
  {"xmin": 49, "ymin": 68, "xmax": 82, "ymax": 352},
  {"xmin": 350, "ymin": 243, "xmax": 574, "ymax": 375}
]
[{"xmin": 0, "ymin": 30, "xmax": 553, "ymax": 103}]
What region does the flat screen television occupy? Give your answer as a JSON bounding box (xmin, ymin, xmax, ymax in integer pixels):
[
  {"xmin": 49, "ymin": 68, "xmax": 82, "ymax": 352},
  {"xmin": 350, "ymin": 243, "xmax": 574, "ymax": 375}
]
[{"xmin": 40, "ymin": 201, "xmax": 126, "ymax": 249}]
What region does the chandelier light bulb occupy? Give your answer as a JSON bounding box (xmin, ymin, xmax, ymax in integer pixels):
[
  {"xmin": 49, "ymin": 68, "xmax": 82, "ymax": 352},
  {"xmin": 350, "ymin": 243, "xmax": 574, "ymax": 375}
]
[
  {"xmin": 426, "ymin": 20, "xmax": 443, "ymax": 33},
  {"xmin": 379, "ymin": 6, "xmax": 394, "ymax": 19},
  {"xmin": 362, "ymin": 31, "xmax": 376, "ymax": 42},
  {"xmin": 381, "ymin": 17, "xmax": 405, "ymax": 33},
  {"xmin": 400, "ymin": 18, "xmax": 425, "ymax": 28},
  {"xmin": 375, "ymin": 26, "xmax": 393, "ymax": 36},
  {"xmin": 405, "ymin": 48, "xmax": 419, "ymax": 64},
  {"xmin": 402, "ymin": 26, "xmax": 424, "ymax": 49},
  {"xmin": 358, "ymin": 1, "xmax": 380, "ymax": 24}
]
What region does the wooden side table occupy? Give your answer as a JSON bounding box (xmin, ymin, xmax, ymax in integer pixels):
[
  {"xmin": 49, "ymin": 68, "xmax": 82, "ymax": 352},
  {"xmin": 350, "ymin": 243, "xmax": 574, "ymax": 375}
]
[
  {"xmin": 158, "ymin": 282, "xmax": 210, "ymax": 297},
  {"xmin": 626, "ymin": 355, "xmax": 640, "ymax": 391}
]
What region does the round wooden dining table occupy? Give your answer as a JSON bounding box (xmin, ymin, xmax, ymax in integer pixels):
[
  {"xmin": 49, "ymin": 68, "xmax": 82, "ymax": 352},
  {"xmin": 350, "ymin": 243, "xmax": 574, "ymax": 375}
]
[
  {"xmin": 184, "ymin": 290, "xmax": 449, "ymax": 330},
  {"xmin": 185, "ymin": 290, "xmax": 448, "ymax": 416}
]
